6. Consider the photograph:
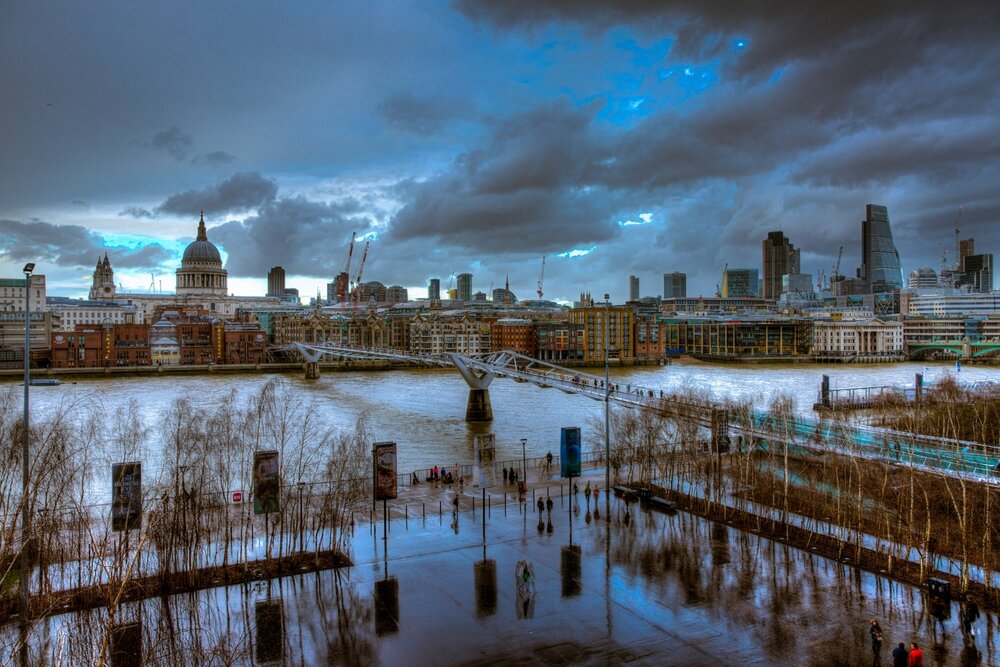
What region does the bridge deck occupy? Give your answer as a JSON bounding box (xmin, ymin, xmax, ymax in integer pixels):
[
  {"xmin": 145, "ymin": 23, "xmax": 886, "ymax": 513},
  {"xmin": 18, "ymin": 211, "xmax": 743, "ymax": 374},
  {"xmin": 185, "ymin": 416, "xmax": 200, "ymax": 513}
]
[{"xmin": 287, "ymin": 343, "xmax": 1000, "ymax": 483}]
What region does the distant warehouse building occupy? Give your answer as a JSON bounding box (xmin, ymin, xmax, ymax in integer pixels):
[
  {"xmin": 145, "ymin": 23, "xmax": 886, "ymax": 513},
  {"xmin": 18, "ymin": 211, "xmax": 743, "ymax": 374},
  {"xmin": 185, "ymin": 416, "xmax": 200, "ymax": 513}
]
[{"xmin": 812, "ymin": 318, "xmax": 904, "ymax": 363}]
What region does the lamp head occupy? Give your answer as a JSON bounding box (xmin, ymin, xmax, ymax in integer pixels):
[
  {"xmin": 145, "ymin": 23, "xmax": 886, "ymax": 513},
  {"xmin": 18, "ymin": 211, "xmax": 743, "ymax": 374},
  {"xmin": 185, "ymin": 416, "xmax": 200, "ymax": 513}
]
[
  {"xmin": 520, "ymin": 438, "xmax": 527, "ymax": 446},
  {"xmin": 604, "ymin": 293, "xmax": 609, "ymax": 302},
  {"xmin": 23, "ymin": 263, "xmax": 35, "ymax": 275}
]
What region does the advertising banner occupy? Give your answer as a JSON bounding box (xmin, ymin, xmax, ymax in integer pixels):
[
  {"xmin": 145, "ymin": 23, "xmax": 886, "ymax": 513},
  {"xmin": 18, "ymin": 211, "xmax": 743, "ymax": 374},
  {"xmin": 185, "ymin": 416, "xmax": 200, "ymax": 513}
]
[
  {"xmin": 255, "ymin": 599, "xmax": 284, "ymax": 663},
  {"xmin": 473, "ymin": 433, "xmax": 497, "ymax": 488},
  {"xmin": 253, "ymin": 450, "xmax": 280, "ymax": 515},
  {"xmin": 111, "ymin": 462, "xmax": 142, "ymax": 532},
  {"xmin": 373, "ymin": 442, "xmax": 398, "ymax": 501},
  {"xmin": 560, "ymin": 427, "xmax": 582, "ymax": 478}
]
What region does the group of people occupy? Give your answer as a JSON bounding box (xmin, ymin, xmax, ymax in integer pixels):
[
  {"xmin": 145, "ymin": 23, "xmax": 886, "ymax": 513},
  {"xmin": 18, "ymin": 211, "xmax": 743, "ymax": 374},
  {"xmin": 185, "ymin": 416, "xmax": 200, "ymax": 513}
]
[
  {"xmin": 871, "ymin": 601, "xmax": 981, "ymax": 667},
  {"xmin": 428, "ymin": 465, "xmax": 461, "ymax": 486},
  {"xmin": 871, "ymin": 619, "xmax": 923, "ymax": 667},
  {"xmin": 501, "ymin": 466, "xmax": 520, "ymax": 485}
]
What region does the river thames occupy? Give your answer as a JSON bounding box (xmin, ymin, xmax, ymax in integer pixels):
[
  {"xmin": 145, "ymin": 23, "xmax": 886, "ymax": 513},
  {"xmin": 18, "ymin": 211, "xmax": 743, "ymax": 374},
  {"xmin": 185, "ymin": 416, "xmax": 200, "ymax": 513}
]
[{"xmin": 7, "ymin": 360, "xmax": 996, "ymax": 478}]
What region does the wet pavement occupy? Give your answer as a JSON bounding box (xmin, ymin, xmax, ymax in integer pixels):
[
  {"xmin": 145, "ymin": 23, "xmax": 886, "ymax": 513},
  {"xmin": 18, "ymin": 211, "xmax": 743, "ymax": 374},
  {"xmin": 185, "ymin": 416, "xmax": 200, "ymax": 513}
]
[
  {"xmin": 339, "ymin": 471, "xmax": 997, "ymax": 666},
  {"xmin": 5, "ymin": 468, "xmax": 997, "ymax": 665}
]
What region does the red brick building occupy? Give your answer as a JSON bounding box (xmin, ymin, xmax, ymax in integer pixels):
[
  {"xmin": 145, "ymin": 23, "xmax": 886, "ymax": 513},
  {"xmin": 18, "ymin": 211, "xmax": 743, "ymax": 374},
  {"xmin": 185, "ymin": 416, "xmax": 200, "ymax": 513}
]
[{"xmin": 490, "ymin": 318, "xmax": 537, "ymax": 357}]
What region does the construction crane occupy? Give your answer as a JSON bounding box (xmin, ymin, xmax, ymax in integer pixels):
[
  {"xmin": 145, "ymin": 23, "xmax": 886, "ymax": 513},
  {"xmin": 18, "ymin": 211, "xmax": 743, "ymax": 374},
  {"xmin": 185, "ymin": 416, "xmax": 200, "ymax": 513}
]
[
  {"xmin": 832, "ymin": 246, "xmax": 843, "ymax": 281},
  {"xmin": 537, "ymin": 256, "xmax": 546, "ymax": 299},
  {"xmin": 337, "ymin": 232, "xmax": 356, "ymax": 301},
  {"xmin": 716, "ymin": 263, "xmax": 727, "ymax": 297},
  {"xmin": 352, "ymin": 241, "xmax": 369, "ymax": 307}
]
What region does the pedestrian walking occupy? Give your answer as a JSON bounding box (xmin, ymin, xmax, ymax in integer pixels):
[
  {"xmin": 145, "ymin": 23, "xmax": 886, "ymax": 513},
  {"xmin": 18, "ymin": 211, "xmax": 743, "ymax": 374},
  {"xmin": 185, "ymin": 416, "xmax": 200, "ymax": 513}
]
[
  {"xmin": 573, "ymin": 482, "xmax": 579, "ymax": 495},
  {"xmin": 869, "ymin": 619, "xmax": 883, "ymax": 666},
  {"xmin": 891, "ymin": 643, "xmax": 908, "ymax": 667},
  {"xmin": 963, "ymin": 599, "xmax": 981, "ymax": 642},
  {"xmin": 907, "ymin": 642, "xmax": 923, "ymax": 666},
  {"xmin": 537, "ymin": 496, "xmax": 544, "ymax": 515},
  {"xmin": 546, "ymin": 451, "xmax": 553, "ymax": 469},
  {"xmin": 503, "ymin": 467, "xmax": 509, "ymax": 484},
  {"xmin": 584, "ymin": 482, "xmax": 592, "ymax": 505},
  {"xmin": 545, "ymin": 495, "xmax": 553, "ymax": 517},
  {"xmin": 593, "ymin": 484, "xmax": 600, "ymax": 503}
]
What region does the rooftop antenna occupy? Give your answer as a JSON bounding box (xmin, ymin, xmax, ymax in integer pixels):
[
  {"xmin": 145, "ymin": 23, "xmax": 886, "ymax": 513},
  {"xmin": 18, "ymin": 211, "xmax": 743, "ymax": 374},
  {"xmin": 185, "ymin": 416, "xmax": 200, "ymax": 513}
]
[{"xmin": 149, "ymin": 273, "xmax": 156, "ymax": 293}]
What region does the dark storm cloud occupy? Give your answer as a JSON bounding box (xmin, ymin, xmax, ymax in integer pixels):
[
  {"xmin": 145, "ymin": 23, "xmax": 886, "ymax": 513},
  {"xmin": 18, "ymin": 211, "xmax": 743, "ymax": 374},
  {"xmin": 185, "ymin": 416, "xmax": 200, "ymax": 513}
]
[
  {"xmin": 212, "ymin": 195, "xmax": 374, "ymax": 277},
  {"xmin": 377, "ymin": 93, "xmax": 473, "ymax": 135},
  {"xmin": 391, "ymin": 99, "xmax": 632, "ymax": 254},
  {"xmin": 158, "ymin": 172, "xmax": 279, "ymax": 217},
  {"xmin": 0, "ymin": 218, "xmax": 172, "ymax": 269},
  {"xmin": 119, "ymin": 207, "xmax": 155, "ymax": 219},
  {"xmin": 149, "ymin": 126, "xmax": 193, "ymax": 161},
  {"xmin": 192, "ymin": 150, "xmax": 237, "ymax": 167}
]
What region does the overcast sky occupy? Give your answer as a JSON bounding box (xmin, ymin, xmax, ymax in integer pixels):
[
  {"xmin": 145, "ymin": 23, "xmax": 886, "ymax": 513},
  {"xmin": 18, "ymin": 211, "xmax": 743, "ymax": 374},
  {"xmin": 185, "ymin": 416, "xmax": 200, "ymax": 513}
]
[{"xmin": 2, "ymin": 1, "xmax": 999, "ymax": 303}]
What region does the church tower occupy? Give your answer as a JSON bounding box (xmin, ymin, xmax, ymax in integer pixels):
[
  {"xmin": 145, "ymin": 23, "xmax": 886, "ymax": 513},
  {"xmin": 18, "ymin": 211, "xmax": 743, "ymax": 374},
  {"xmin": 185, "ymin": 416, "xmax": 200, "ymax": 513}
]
[{"xmin": 89, "ymin": 252, "xmax": 116, "ymax": 300}]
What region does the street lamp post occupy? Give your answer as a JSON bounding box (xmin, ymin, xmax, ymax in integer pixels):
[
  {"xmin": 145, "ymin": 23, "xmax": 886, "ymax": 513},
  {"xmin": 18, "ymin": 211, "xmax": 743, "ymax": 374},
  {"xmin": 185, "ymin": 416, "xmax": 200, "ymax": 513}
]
[
  {"xmin": 21, "ymin": 262, "xmax": 35, "ymax": 617},
  {"xmin": 520, "ymin": 438, "xmax": 527, "ymax": 484},
  {"xmin": 603, "ymin": 294, "xmax": 611, "ymax": 521}
]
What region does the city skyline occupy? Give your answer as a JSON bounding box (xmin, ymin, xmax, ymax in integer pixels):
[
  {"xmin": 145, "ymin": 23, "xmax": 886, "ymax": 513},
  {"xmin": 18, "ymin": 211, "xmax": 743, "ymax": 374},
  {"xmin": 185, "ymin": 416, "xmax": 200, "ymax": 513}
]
[{"xmin": 2, "ymin": 2, "xmax": 999, "ymax": 303}]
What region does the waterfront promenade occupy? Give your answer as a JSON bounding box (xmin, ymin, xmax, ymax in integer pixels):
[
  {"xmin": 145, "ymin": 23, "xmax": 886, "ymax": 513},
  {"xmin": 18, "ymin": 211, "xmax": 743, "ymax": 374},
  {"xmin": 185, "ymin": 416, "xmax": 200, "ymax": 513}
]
[{"xmin": 5, "ymin": 463, "xmax": 995, "ymax": 664}]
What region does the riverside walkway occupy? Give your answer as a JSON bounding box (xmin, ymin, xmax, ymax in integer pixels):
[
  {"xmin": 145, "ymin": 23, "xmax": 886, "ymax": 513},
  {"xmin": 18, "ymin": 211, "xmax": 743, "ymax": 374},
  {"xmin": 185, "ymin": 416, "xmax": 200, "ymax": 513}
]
[{"xmin": 5, "ymin": 462, "xmax": 996, "ymax": 665}]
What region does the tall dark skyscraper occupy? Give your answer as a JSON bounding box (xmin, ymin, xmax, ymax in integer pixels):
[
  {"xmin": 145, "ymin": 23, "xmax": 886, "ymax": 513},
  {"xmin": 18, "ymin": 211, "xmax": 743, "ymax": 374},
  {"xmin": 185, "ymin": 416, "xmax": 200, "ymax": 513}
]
[
  {"xmin": 861, "ymin": 204, "xmax": 903, "ymax": 293},
  {"xmin": 962, "ymin": 253, "xmax": 993, "ymax": 292},
  {"xmin": 662, "ymin": 272, "xmax": 686, "ymax": 298},
  {"xmin": 628, "ymin": 275, "xmax": 639, "ymax": 301},
  {"xmin": 761, "ymin": 231, "xmax": 800, "ymax": 300},
  {"xmin": 428, "ymin": 277, "xmax": 441, "ymax": 300},
  {"xmin": 266, "ymin": 266, "xmax": 285, "ymax": 297},
  {"xmin": 456, "ymin": 273, "xmax": 473, "ymax": 301}
]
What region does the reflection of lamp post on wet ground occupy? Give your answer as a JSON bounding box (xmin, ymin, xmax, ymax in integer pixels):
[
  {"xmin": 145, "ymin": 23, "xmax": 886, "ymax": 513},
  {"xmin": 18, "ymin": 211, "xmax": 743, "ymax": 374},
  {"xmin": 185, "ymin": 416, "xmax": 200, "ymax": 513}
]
[
  {"xmin": 21, "ymin": 262, "xmax": 35, "ymax": 618},
  {"xmin": 520, "ymin": 438, "xmax": 527, "ymax": 485},
  {"xmin": 603, "ymin": 293, "xmax": 611, "ymax": 522}
]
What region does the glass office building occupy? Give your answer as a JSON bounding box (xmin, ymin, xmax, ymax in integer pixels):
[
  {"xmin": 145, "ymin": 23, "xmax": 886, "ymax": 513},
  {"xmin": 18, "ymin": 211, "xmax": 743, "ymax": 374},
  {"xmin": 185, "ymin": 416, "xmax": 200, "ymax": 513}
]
[{"xmin": 862, "ymin": 204, "xmax": 903, "ymax": 293}]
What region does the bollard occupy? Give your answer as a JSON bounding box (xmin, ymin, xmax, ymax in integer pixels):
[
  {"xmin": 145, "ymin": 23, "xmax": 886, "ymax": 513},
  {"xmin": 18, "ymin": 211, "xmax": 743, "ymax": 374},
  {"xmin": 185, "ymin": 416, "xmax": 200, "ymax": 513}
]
[
  {"xmin": 405, "ymin": 505, "xmax": 408, "ymax": 530},
  {"xmin": 488, "ymin": 495, "xmax": 491, "ymax": 518},
  {"xmin": 472, "ymin": 496, "xmax": 476, "ymax": 518},
  {"xmin": 439, "ymin": 500, "xmax": 442, "ymax": 518},
  {"xmin": 504, "ymin": 493, "xmax": 507, "ymax": 517}
]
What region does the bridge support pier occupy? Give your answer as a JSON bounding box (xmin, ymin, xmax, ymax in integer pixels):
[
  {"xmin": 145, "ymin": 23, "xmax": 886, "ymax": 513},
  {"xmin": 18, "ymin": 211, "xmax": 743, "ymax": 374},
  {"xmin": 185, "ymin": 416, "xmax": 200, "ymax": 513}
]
[
  {"xmin": 466, "ymin": 389, "xmax": 493, "ymax": 422},
  {"xmin": 449, "ymin": 354, "xmax": 495, "ymax": 422},
  {"xmin": 305, "ymin": 361, "xmax": 320, "ymax": 380}
]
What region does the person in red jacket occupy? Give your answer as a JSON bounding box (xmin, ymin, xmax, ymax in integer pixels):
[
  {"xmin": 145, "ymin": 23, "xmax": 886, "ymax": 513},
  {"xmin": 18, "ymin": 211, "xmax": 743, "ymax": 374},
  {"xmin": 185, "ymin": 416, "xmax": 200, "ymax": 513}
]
[{"xmin": 907, "ymin": 642, "xmax": 923, "ymax": 666}]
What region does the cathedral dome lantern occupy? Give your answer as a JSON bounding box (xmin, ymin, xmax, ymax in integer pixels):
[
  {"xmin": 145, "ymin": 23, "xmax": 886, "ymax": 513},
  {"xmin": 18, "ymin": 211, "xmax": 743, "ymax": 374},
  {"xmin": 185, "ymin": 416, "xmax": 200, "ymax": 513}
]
[{"xmin": 176, "ymin": 212, "xmax": 228, "ymax": 296}]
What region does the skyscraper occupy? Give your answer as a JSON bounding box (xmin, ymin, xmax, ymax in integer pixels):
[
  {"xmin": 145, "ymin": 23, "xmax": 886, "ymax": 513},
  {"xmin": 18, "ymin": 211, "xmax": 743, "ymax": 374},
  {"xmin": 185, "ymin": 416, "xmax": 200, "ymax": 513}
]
[
  {"xmin": 962, "ymin": 253, "xmax": 993, "ymax": 292},
  {"xmin": 721, "ymin": 268, "xmax": 759, "ymax": 297},
  {"xmin": 428, "ymin": 278, "xmax": 441, "ymax": 300},
  {"xmin": 861, "ymin": 204, "xmax": 903, "ymax": 293},
  {"xmin": 456, "ymin": 273, "xmax": 473, "ymax": 302},
  {"xmin": 662, "ymin": 272, "xmax": 686, "ymax": 298},
  {"xmin": 761, "ymin": 231, "xmax": 800, "ymax": 300},
  {"xmin": 266, "ymin": 266, "xmax": 285, "ymax": 297},
  {"xmin": 628, "ymin": 275, "xmax": 640, "ymax": 301}
]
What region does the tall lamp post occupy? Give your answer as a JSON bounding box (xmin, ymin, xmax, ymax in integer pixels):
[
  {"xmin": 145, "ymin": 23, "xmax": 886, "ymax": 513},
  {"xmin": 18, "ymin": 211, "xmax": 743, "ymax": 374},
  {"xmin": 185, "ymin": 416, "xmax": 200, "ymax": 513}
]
[
  {"xmin": 603, "ymin": 293, "xmax": 611, "ymax": 521},
  {"xmin": 21, "ymin": 262, "xmax": 35, "ymax": 617},
  {"xmin": 520, "ymin": 438, "xmax": 527, "ymax": 484}
]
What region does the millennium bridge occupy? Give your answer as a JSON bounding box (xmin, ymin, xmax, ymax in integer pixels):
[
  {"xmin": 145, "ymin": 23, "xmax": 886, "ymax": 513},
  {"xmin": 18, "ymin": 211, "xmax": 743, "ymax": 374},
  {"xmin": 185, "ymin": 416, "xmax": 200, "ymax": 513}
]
[{"xmin": 289, "ymin": 343, "xmax": 1000, "ymax": 483}]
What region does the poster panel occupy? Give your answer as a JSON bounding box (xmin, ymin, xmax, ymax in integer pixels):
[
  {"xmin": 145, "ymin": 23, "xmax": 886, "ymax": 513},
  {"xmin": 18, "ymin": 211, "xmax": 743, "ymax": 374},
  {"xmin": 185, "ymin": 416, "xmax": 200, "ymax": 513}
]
[
  {"xmin": 111, "ymin": 462, "xmax": 142, "ymax": 532},
  {"xmin": 473, "ymin": 433, "xmax": 497, "ymax": 488},
  {"xmin": 560, "ymin": 427, "xmax": 582, "ymax": 478},
  {"xmin": 373, "ymin": 442, "xmax": 398, "ymax": 501},
  {"xmin": 110, "ymin": 621, "xmax": 142, "ymax": 667},
  {"xmin": 255, "ymin": 599, "xmax": 284, "ymax": 663},
  {"xmin": 374, "ymin": 576, "xmax": 400, "ymax": 636},
  {"xmin": 253, "ymin": 450, "xmax": 280, "ymax": 515}
]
